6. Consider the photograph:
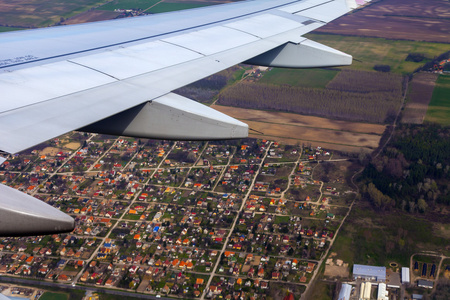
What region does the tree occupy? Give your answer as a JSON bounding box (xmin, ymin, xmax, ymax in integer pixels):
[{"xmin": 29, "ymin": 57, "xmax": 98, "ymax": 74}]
[
  {"xmin": 288, "ymin": 248, "xmax": 294, "ymax": 256},
  {"xmin": 373, "ymin": 64, "xmax": 391, "ymax": 72},
  {"xmin": 405, "ymin": 53, "xmax": 425, "ymax": 62},
  {"xmin": 367, "ymin": 183, "xmax": 394, "ymax": 210},
  {"xmin": 444, "ymin": 63, "xmax": 450, "ymax": 72},
  {"xmin": 187, "ymin": 151, "xmax": 197, "ymax": 163},
  {"xmin": 417, "ymin": 198, "xmax": 428, "ymax": 212}
]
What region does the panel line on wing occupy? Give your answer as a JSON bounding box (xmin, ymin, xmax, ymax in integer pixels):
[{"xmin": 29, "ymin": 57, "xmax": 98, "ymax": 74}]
[
  {"xmin": 279, "ymin": 0, "xmax": 332, "ymax": 13},
  {"xmin": 290, "ymin": 0, "xmax": 335, "ymax": 13},
  {"xmin": 0, "ymin": 61, "xmax": 117, "ymax": 113},
  {"xmin": 67, "ymin": 60, "xmax": 120, "ymax": 81},
  {"xmin": 221, "ymin": 26, "xmax": 262, "ymax": 39},
  {"xmin": 159, "ymin": 40, "xmax": 206, "ymax": 56},
  {"xmin": 69, "ymin": 40, "xmax": 204, "ymax": 81},
  {"xmin": 269, "ymin": 8, "xmax": 315, "ymax": 23},
  {"xmin": 223, "ymin": 13, "xmax": 305, "ymax": 39},
  {"xmin": 293, "ymin": 0, "xmax": 354, "ymax": 22},
  {"xmin": 162, "ymin": 26, "xmax": 260, "ymax": 56}
]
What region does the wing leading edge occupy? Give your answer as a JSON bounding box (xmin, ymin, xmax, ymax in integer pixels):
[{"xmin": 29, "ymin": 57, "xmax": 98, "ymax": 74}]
[{"xmin": 0, "ymin": 0, "xmax": 371, "ymax": 236}]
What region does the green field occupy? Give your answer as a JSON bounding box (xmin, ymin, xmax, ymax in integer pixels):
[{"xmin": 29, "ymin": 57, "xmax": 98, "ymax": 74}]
[
  {"xmin": 39, "ymin": 292, "xmax": 69, "ymax": 300},
  {"xmin": 99, "ymin": 293, "xmax": 146, "ymax": 300},
  {"xmin": 425, "ymin": 75, "xmax": 450, "ymax": 126},
  {"xmin": 308, "ymin": 279, "xmax": 335, "ymax": 300},
  {"xmin": 0, "ymin": 26, "xmax": 23, "ymax": 32},
  {"xmin": 259, "ymin": 68, "xmax": 339, "ymax": 88},
  {"xmin": 148, "ymin": 2, "xmax": 210, "ymax": 13},
  {"xmin": 305, "ymin": 34, "xmax": 450, "ymax": 75},
  {"xmin": 329, "ymin": 202, "xmax": 450, "ymax": 268},
  {"xmin": 99, "ymin": 0, "xmax": 161, "ymax": 11},
  {"xmin": 257, "ymin": 35, "xmax": 449, "ymax": 90},
  {"xmin": 99, "ymin": 0, "xmax": 213, "ymax": 12}
]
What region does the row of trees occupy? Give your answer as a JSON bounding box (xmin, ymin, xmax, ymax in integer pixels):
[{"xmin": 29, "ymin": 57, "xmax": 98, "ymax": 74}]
[
  {"xmin": 218, "ymin": 81, "xmax": 402, "ymax": 123},
  {"xmin": 419, "ymin": 51, "xmax": 450, "ymax": 72},
  {"xmin": 175, "ymin": 67, "xmax": 240, "ymax": 103}
]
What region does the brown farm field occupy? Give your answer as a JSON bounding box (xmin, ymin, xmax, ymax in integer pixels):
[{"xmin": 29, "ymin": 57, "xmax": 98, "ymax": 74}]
[
  {"xmin": 211, "ymin": 105, "xmax": 385, "ymax": 152},
  {"xmin": 0, "ymin": 0, "xmax": 108, "ymax": 28},
  {"xmin": 0, "ymin": 0, "xmax": 238, "ymax": 28},
  {"xmin": 402, "ymin": 73, "xmax": 438, "ymax": 124},
  {"xmin": 317, "ymin": 0, "xmax": 450, "ymax": 43},
  {"xmin": 61, "ymin": 10, "xmax": 121, "ymax": 25}
]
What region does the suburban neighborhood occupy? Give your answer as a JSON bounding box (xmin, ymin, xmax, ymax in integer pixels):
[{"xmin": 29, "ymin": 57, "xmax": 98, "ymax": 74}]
[{"xmin": 0, "ymin": 133, "xmax": 448, "ymax": 300}]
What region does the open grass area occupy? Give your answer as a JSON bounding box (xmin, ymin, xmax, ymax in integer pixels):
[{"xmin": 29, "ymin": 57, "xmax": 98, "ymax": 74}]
[
  {"xmin": 425, "ymin": 75, "xmax": 450, "ymax": 126},
  {"xmin": 0, "ymin": 26, "xmax": 22, "ymax": 32},
  {"xmin": 305, "ymin": 34, "xmax": 450, "ymax": 75},
  {"xmin": 99, "ymin": 293, "xmax": 141, "ymax": 300},
  {"xmin": 39, "ymin": 292, "xmax": 69, "ymax": 300},
  {"xmin": 100, "ymin": 0, "xmax": 213, "ymax": 13},
  {"xmin": 329, "ymin": 201, "xmax": 450, "ymax": 268},
  {"xmin": 413, "ymin": 254, "xmax": 441, "ymax": 264},
  {"xmin": 259, "ymin": 68, "xmax": 339, "ymax": 88},
  {"xmin": 148, "ymin": 2, "xmax": 209, "ymax": 13},
  {"xmin": 308, "ymin": 279, "xmax": 336, "ymax": 300},
  {"xmin": 99, "ymin": 0, "xmax": 161, "ymax": 11}
]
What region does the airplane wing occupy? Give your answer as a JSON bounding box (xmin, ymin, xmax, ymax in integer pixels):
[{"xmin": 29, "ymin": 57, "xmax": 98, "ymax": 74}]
[
  {"xmin": 0, "ymin": 293, "xmax": 10, "ymax": 300},
  {"xmin": 0, "ymin": 0, "xmax": 371, "ymax": 236}
]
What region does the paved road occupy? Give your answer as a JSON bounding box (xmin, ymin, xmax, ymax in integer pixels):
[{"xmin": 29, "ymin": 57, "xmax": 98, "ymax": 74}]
[
  {"xmin": 200, "ymin": 142, "xmax": 273, "ymax": 300},
  {"xmin": 300, "ymin": 162, "xmax": 363, "ymax": 299},
  {"xmin": 0, "ymin": 276, "xmax": 170, "ymax": 300}
]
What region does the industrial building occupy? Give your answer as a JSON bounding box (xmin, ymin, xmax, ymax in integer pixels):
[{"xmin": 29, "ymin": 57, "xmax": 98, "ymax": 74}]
[
  {"xmin": 417, "ymin": 279, "xmax": 433, "ymax": 289},
  {"xmin": 377, "ymin": 283, "xmax": 388, "ymax": 300},
  {"xmin": 401, "ymin": 267, "xmax": 410, "ymax": 284},
  {"xmin": 360, "ymin": 282, "xmax": 372, "ymax": 300},
  {"xmin": 386, "ymin": 269, "xmax": 401, "ymax": 289},
  {"xmin": 337, "ymin": 283, "xmax": 352, "ymax": 300},
  {"xmin": 353, "ymin": 264, "xmax": 386, "ymax": 282}
]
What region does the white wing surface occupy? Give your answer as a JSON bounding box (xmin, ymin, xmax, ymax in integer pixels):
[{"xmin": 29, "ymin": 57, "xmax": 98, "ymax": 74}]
[{"xmin": 0, "ymin": 0, "xmax": 371, "ymax": 236}]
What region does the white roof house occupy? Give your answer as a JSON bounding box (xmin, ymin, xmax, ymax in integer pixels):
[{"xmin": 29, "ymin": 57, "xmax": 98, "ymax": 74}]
[
  {"xmin": 377, "ymin": 283, "xmax": 388, "ymax": 300},
  {"xmin": 401, "ymin": 267, "xmax": 410, "ymax": 284}
]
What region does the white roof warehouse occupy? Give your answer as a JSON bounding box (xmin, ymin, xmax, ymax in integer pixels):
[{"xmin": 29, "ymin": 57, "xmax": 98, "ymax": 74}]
[{"xmin": 353, "ymin": 264, "xmax": 386, "ymax": 282}]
